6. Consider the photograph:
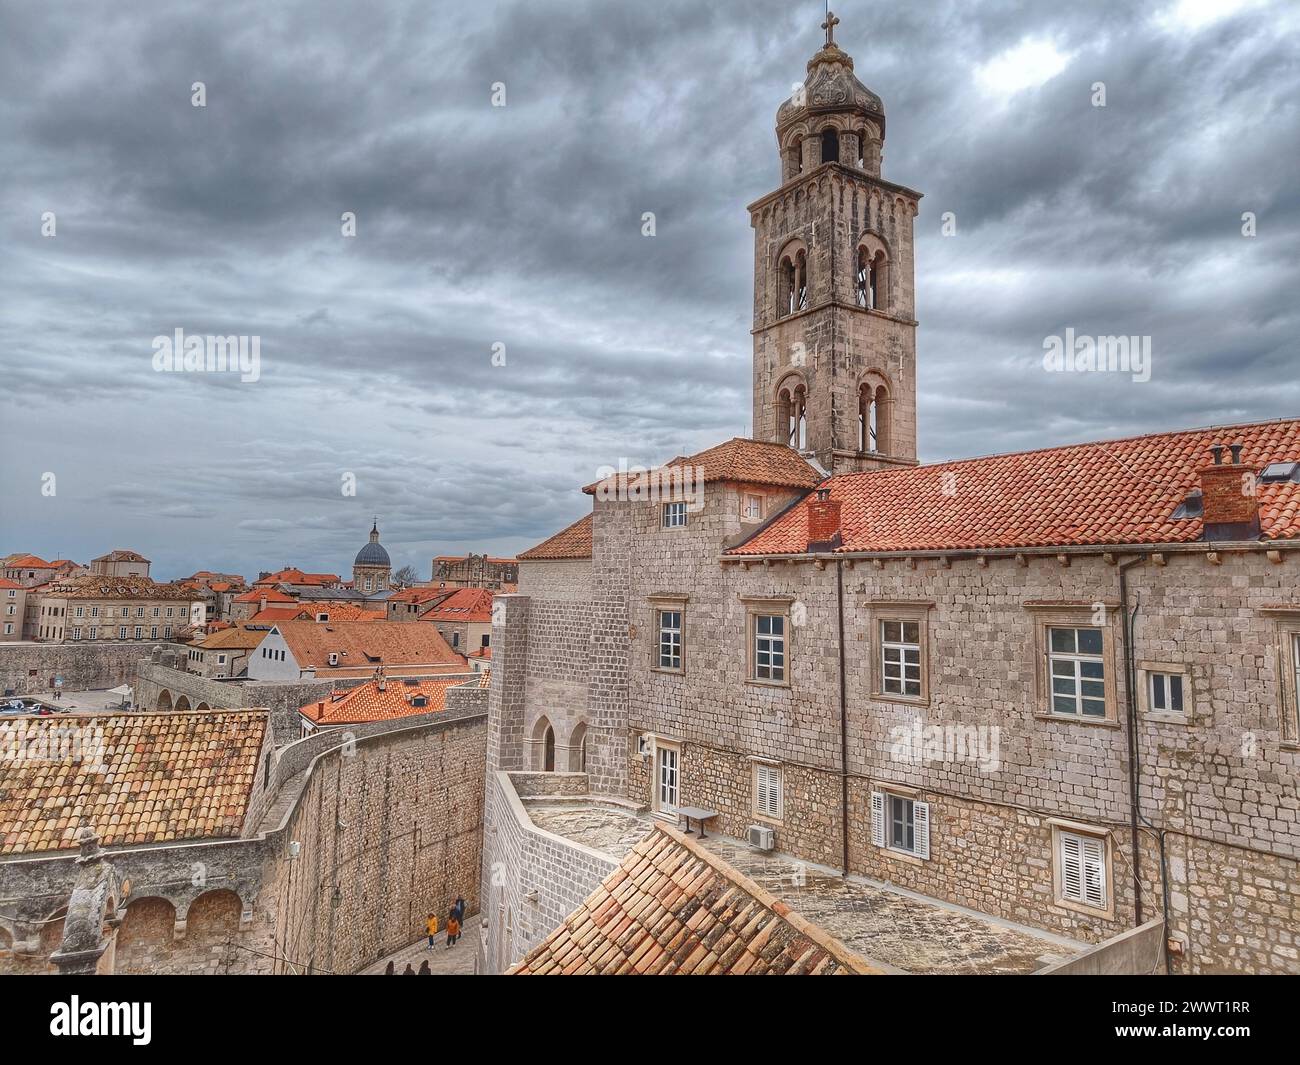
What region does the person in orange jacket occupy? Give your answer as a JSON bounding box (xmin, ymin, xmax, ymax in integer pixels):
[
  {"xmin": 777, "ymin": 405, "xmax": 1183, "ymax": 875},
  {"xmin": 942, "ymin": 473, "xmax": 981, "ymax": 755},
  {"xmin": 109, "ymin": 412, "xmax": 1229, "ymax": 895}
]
[
  {"xmin": 425, "ymin": 911, "xmax": 439, "ymax": 949},
  {"xmin": 445, "ymin": 907, "xmax": 461, "ymax": 948}
]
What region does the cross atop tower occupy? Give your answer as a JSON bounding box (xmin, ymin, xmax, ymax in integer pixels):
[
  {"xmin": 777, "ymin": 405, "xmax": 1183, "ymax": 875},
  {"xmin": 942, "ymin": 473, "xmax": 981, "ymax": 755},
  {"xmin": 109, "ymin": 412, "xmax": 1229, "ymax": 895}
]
[{"xmin": 821, "ymin": 10, "xmax": 840, "ymax": 46}]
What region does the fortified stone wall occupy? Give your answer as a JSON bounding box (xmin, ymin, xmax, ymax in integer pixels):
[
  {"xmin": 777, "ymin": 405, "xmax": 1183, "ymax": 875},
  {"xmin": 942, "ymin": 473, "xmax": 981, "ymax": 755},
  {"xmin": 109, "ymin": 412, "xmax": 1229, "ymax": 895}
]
[{"xmin": 0, "ymin": 641, "xmax": 171, "ymax": 695}]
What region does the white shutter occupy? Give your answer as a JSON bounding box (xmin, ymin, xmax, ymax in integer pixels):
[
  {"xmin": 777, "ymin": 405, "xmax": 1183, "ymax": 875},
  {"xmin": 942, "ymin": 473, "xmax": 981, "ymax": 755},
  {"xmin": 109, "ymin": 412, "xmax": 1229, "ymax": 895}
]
[
  {"xmin": 870, "ymin": 792, "xmax": 885, "ymax": 848},
  {"xmin": 1082, "ymin": 835, "xmax": 1107, "ymax": 908},
  {"xmin": 1060, "ymin": 833, "xmax": 1083, "ymax": 902},
  {"xmin": 913, "ymin": 801, "xmax": 930, "ymax": 860},
  {"xmin": 756, "ymin": 765, "xmax": 783, "ymax": 819}
]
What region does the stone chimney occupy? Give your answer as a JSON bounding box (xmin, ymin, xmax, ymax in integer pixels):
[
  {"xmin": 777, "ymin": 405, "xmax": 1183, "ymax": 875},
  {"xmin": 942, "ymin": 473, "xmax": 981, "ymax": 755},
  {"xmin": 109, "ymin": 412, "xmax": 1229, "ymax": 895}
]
[
  {"xmin": 259, "ymin": 595, "xmax": 268, "ymax": 614},
  {"xmin": 1199, "ymin": 441, "xmax": 1260, "ymax": 541},
  {"xmin": 807, "ymin": 487, "xmax": 843, "ymax": 551}
]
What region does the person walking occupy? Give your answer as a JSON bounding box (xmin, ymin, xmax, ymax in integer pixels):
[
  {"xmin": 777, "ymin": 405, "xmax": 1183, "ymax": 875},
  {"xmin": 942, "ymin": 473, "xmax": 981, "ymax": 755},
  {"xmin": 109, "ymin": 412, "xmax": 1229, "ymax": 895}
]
[
  {"xmin": 445, "ymin": 907, "xmax": 461, "ymax": 948},
  {"xmin": 425, "ymin": 911, "xmax": 439, "ymax": 949},
  {"xmin": 452, "ymin": 896, "xmax": 465, "ymax": 926}
]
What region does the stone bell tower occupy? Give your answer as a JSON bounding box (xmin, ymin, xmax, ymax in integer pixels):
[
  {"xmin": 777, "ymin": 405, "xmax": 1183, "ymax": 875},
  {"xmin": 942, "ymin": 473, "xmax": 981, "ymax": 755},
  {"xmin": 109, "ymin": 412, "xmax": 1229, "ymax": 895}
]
[{"xmin": 750, "ymin": 12, "xmax": 922, "ymax": 475}]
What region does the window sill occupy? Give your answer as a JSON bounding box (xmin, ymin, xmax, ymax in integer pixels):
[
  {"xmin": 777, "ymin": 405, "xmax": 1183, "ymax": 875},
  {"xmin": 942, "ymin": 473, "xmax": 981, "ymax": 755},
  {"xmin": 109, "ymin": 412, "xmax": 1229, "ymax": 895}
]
[
  {"xmin": 746, "ymin": 678, "xmax": 791, "ymax": 691},
  {"xmin": 879, "ymin": 846, "xmax": 925, "ymax": 867},
  {"xmin": 871, "ymin": 691, "xmax": 930, "ymax": 708},
  {"xmin": 1051, "ymin": 897, "xmax": 1114, "ymax": 921},
  {"xmin": 751, "ymin": 812, "xmax": 784, "ymax": 827},
  {"xmin": 1033, "ymin": 712, "xmax": 1120, "ymax": 729},
  {"xmin": 1145, "ymin": 712, "xmax": 1192, "ymax": 726},
  {"xmin": 650, "ymin": 666, "xmax": 685, "ymax": 677}
]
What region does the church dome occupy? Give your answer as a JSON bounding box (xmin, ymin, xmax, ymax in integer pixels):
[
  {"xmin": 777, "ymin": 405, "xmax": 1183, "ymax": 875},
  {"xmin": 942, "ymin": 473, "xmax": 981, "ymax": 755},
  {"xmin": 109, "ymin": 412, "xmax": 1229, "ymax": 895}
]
[
  {"xmin": 776, "ymin": 40, "xmax": 886, "ymax": 137},
  {"xmin": 354, "ymin": 522, "xmax": 390, "ymax": 567}
]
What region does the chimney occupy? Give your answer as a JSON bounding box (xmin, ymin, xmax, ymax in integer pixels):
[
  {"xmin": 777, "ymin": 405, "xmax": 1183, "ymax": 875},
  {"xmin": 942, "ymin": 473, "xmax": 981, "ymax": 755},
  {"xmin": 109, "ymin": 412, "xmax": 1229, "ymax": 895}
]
[
  {"xmin": 1199, "ymin": 442, "xmax": 1259, "ymax": 541},
  {"xmin": 259, "ymin": 595, "xmax": 267, "ymax": 614},
  {"xmin": 806, "ymin": 486, "xmax": 843, "ymax": 551}
]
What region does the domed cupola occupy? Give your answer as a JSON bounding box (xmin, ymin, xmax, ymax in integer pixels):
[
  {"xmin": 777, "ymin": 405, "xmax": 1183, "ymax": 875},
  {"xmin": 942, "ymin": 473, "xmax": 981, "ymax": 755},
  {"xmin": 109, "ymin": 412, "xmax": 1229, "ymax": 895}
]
[
  {"xmin": 775, "ymin": 12, "xmax": 887, "ymax": 183},
  {"xmin": 352, "ymin": 520, "xmax": 392, "ymax": 593}
]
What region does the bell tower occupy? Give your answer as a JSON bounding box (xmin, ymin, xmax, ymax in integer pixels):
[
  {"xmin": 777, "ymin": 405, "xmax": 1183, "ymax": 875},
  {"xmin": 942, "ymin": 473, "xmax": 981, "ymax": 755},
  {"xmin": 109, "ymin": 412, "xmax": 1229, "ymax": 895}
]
[{"xmin": 750, "ymin": 12, "xmax": 921, "ymax": 474}]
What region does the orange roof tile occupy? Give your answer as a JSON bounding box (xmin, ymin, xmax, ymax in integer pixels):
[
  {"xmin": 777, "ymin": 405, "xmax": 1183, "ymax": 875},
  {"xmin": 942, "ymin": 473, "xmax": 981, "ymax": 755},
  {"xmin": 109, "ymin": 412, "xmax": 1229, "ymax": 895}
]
[
  {"xmin": 5, "ymin": 555, "xmax": 53, "ymax": 568},
  {"xmin": 583, "ymin": 437, "xmax": 822, "ymax": 496},
  {"xmin": 509, "ymin": 824, "xmax": 879, "ymax": 975},
  {"xmin": 298, "ymin": 674, "xmax": 477, "ymax": 725},
  {"xmin": 0, "ymin": 578, "xmax": 22, "ymax": 590},
  {"xmin": 418, "ymin": 587, "xmax": 494, "ymax": 623},
  {"xmin": 256, "ymin": 568, "xmax": 339, "ymax": 586},
  {"xmin": 233, "ymin": 587, "xmax": 298, "ymax": 604},
  {"xmin": 518, "ymin": 513, "xmax": 593, "ymax": 561},
  {"xmin": 0, "ymin": 710, "xmax": 267, "ymax": 855},
  {"xmin": 272, "ymin": 619, "xmax": 465, "ymax": 673},
  {"xmin": 730, "ymin": 419, "xmax": 1300, "ymax": 556}
]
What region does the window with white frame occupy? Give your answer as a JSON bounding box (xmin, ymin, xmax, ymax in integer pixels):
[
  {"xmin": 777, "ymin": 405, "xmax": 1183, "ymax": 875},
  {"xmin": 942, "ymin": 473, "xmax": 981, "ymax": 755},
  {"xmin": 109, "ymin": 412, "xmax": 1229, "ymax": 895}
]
[
  {"xmin": 881, "ymin": 620, "xmax": 921, "ymax": 697},
  {"xmin": 3, "ymin": 624, "xmax": 11, "ymax": 635},
  {"xmin": 871, "ymin": 791, "xmax": 930, "ymax": 859},
  {"xmin": 152, "ymin": 606, "xmax": 160, "ymax": 617},
  {"xmin": 1149, "ymin": 671, "xmax": 1185, "ymax": 715},
  {"xmin": 71, "ymin": 628, "xmax": 81, "ymax": 640},
  {"xmin": 136, "ymin": 607, "xmax": 144, "ymax": 618},
  {"xmin": 133, "ymin": 626, "xmax": 143, "ymax": 639},
  {"xmin": 75, "ymin": 606, "xmax": 84, "ymax": 618},
  {"xmin": 753, "ymin": 613, "xmax": 786, "ymax": 682},
  {"xmin": 743, "ymin": 493, "xmax": 763, "ymax": 521},
  {"xmin": 150, "ymin": 626, "xmax": 158, "ymax": 639},
  {"xmin": 1048, "ymin": 626, "xmax": 1106, "ymax": 717},
  {"xmin": 1058, "ymin": 830, "xmax": 1107, "ymax": 909},
  {"xmin": 118, "ymin": 626, "xmax": 127, "ymax": 639},
  {"xmin": 658, "ymin": 609, "xmax": 682, "ymax": 670},
  {"xmin": 662, "ymin": 501, "xmax": 687, "ymax": 528},
  {"xmin": 89, "ymin": 627, "xmax": 98, "ymax": 640},
  {"xmin": 754, "ymin": 763, "xmax": 783, "ymax": 820}
]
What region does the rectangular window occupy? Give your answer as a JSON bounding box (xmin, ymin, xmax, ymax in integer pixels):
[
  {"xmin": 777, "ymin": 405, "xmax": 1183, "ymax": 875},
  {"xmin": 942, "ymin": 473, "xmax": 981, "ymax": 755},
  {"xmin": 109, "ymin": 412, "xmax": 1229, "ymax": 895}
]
[
  {"xmin": 118, "ymin": 626, "xmax": 127, "ymax": 639},
  {"xmin": 89, "ymin": 627, "xmax": 98, "ymax": 640},
  {"xmin": 90, "ymin": 606, "xmax": 99, "ymax": 617},
  {"xmin": 150, "ymin": 626, "xmax": 158, "ymax": 639},
  {"xmin": 871, "ymin": 791, "xmax": 931, "ymax": 859},
  {"xmin": 658, "ymin": 609, "xmax": 682, "ymax": 670},
  {"xmin": 166, "ymin": 607, "xmax": 173, "ymax": 617},
  {"xmin": 743, "ymin": 493, "xmax": 763, "ymax": 521},
  {"xmin": 753, "ymin": 614, "xmax": 785, "ymax": 682},
  {"xmin": 881, "ymin": 620, "xmax": 921, "ymax": 696},
  {"xmin": 133, "ymin": 626, "xmax": 143, "ymax": 639},
  {"xmin": 136, "ymin": 607, "xmax": 145, "ymax": 618},
  {"xmin": 163, "ymin": 627, "xmax": 171, "ymax": 638},
  {"xmin": 754, "ymin": 763, "xmax": 782, "ymax": 820},
  {"xmin": 1048, "ymin": 626, "xmax": 1106, "ymax": 717},
  {"xmin": 71, "ymin": 628, "xmax": 81, "ymax": 640},
  {"xmin": 152, "ymin": 606, "xmax": 160, "ymax": 617},
  {"xmin": 3, "ymin": 624, "xmax": 11, "ymax": 635},
  {"xmin": 75, "ymin": 606, "xmax": 84, "ymax": 618},
  {"xmin": 662, "ymin": 501, "xmax": 687, "ymax": 528},
  {"xmin": 1059, "ymin": 830, "xmax": 1107, "ymax": 910},
  {"xmin": 1149, "ymin": 671, "xmax": 1184, "ymax": 715}
]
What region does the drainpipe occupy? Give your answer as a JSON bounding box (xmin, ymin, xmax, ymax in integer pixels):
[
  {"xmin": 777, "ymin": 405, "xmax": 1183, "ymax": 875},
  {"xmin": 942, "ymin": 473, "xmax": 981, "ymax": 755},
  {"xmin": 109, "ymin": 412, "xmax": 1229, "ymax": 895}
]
[
  {"xmin": 836, "ymin": 559, "xmax": 850, "ymax": 875},
  {"xmin": 1118, "ymin": 554, "xmax": 1148, "ymax": 924}
]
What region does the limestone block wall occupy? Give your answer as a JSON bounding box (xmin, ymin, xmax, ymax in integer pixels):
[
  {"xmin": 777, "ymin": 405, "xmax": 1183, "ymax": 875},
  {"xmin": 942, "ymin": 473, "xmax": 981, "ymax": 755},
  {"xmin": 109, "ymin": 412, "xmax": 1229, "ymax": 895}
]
[
  {"xmin": 0, "ymin": 641, "xmax": 170, "ymax": 695},
  {"xmin": 478, "ymin": 771, "xmax": 616, "ymax": 974}
]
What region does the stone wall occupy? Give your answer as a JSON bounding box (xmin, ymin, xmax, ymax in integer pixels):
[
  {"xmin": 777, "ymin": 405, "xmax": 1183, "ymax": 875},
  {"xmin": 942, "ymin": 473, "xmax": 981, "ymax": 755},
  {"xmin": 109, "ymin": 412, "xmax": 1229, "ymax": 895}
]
[
  {"xmin": 478, "ymin": 771, "xmax": 616, "ymax": 974},
  {"xmin": 0, "ymin": 641, "xmax": 174, "ymax": 695}
]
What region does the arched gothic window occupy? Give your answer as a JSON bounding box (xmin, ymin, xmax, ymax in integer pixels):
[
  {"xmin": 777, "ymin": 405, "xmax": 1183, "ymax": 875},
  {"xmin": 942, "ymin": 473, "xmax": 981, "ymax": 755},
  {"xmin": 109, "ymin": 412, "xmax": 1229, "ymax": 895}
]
[
  {"xmin": 820, "ymin": 127, "xmax": 839, "ymax": 164},
  {"xmin": 858, "ymin": 382, "xmax": 891, "ymax": 454},
  {"xmin": 855, "ymin": 244, "xmax": 889, "ymax": 311},
  {"xmin": 778, "ymin": 247, "xmax": 808, "ymax": 317},
  {"xmin": 778, "ymin": 381, "xmax": 808, "ymax": 449}
]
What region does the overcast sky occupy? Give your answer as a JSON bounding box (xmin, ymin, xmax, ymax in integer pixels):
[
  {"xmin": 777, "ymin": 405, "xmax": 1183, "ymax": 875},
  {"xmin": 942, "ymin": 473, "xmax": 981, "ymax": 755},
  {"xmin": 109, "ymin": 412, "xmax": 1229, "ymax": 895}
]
[{"xmin": 1, "ymin": 0, "xmax": 1296, "ymax": 581}]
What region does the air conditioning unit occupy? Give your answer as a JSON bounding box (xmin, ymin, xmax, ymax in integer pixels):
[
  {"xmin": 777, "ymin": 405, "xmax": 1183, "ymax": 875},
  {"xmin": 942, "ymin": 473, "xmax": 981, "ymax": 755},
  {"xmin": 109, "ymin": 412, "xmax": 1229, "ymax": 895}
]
[{"xmin": 747, "ymin": 825, "xmax": 775, "ymax": 851}]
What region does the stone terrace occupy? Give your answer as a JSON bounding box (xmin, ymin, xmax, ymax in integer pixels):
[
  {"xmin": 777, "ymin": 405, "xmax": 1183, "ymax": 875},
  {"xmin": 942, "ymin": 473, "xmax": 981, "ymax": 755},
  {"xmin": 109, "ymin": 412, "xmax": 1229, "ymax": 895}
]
[{"xmin": 522, "ymin": 800, "xmax": 1084, "ymax": 975}]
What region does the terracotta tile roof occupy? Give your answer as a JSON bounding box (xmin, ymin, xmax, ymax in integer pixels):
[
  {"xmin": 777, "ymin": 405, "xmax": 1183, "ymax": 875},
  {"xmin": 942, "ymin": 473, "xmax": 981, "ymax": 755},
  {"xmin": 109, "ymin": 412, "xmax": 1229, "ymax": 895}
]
[
  {"xmin": 387, "ymin": 587, "xmax": 454, "ymax": 606},
  {"xmin": 0, "ymin": 578, "xmax": 21, "ymax": 590},
  {"xmin": 418, "ymin": 587, "xmax": 494, "ymax": 623},
  {"xmin": 43, "ymin": 575, "xmax": 199, "ymax": 601},
  {"xmin": 0, "ymin": 710, "xmax": 268, "ymax": 855},
  {"xmin": 583, "ymin": 437, "xmax": 822, "ymax": 496},
  {"xmin": 730, "ymin": 419, "xmax": 1300, "ymax": 556},
  {"xmin": 195, "ymin": 625, "xmax": 271, "ymax": 651},
  {"xmin": 292, "ymin": 602, "xmax": 386, "ymax": 622},
  {"xmin": 518, "ymin": 513, "xmax": 594, "ymax": 561},
  {"xmin": 255, "ymin": 568, "xmax": 339, "ymax": 587},
  {"xmin": 469, "ymin": 646, "xmax": 492, "ymax": 660},
  {"xmin": 247, "ymin": 607, "xmax": 305, "ymax": 623},
  {"xmin": 273, "ymin": 619, "xmax": 465, "ymax": 673},
  {"xmin": 509, "ymin": 824, "xmax": 879, "ymax": 975},
  {"xmin": 298, "ymin": 674, "xmax": 477, "ymax": 725},
  {"xmin": 233, "ymin": 587, "xmax": 298, "ymax": 604},
  {"xmin": 434, "ymin": 555, "xmax": 517, "ymax": 564},
  {"xmin": 6, "ymin": 555, "xmax": 53, "ymax": 568}
]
